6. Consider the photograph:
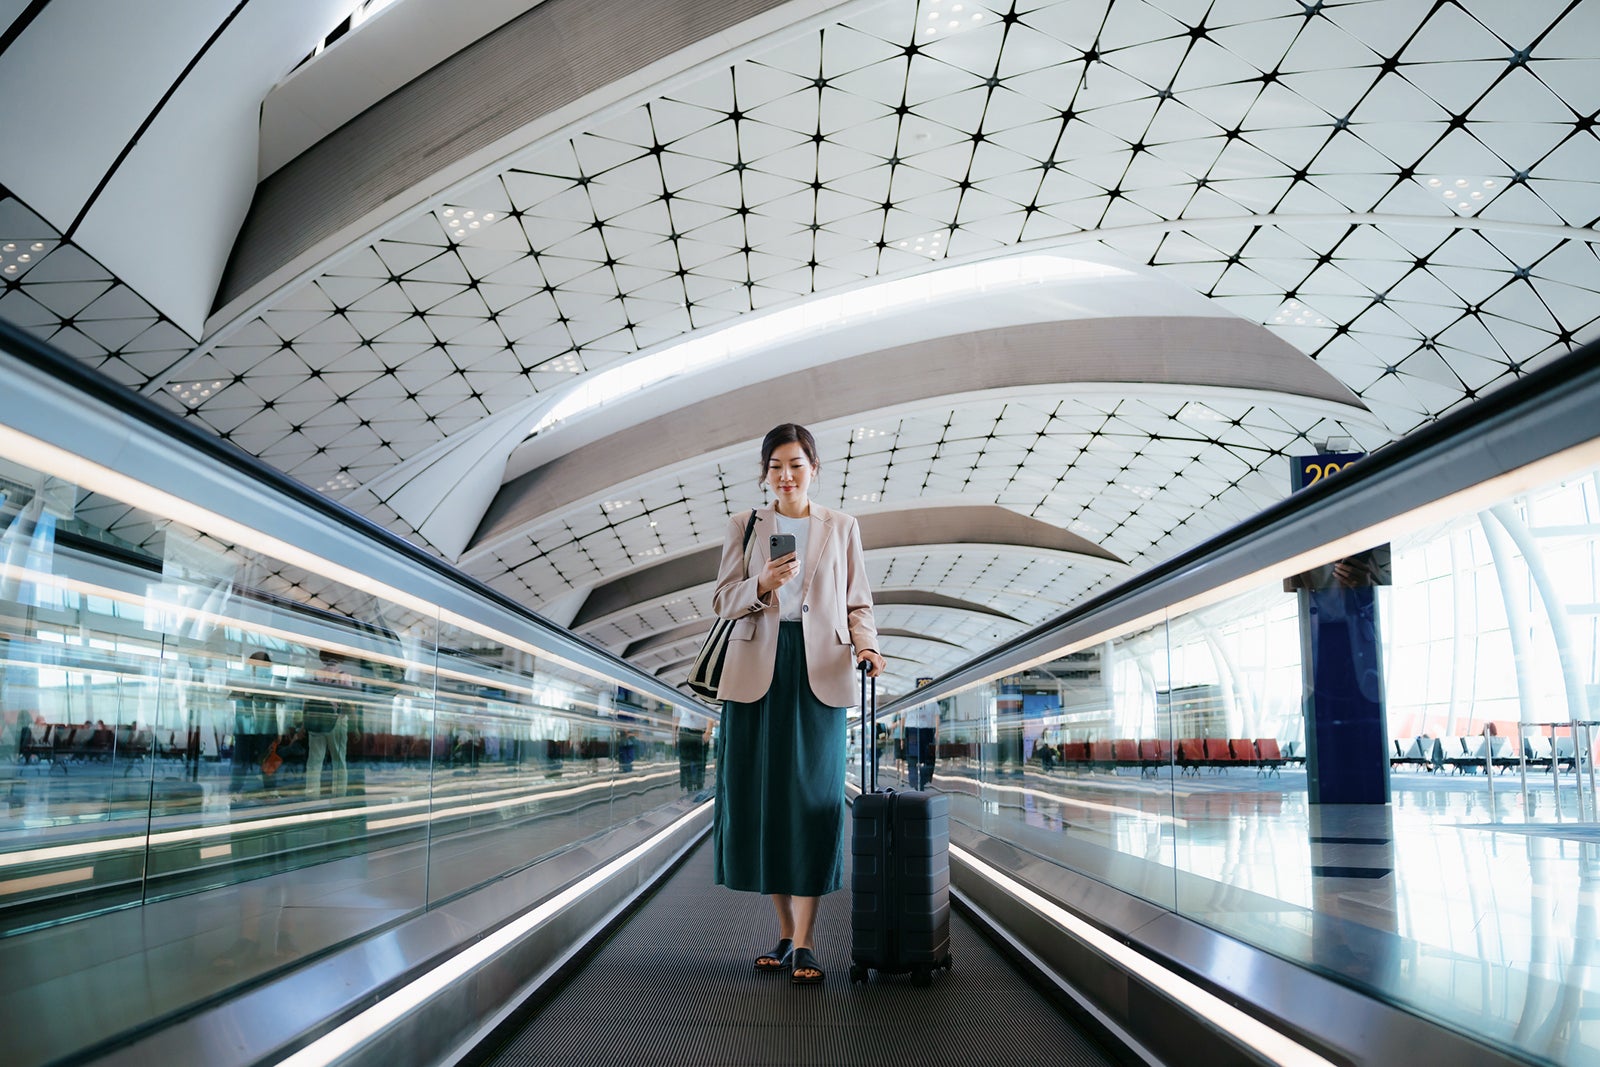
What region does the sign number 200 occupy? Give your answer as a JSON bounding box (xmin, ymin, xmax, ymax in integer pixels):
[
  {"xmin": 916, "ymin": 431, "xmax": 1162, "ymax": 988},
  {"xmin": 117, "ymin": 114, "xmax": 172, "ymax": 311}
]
[{"xmin": 1303, "ymin": 462, "xmax": 1350, "ymax": 484}]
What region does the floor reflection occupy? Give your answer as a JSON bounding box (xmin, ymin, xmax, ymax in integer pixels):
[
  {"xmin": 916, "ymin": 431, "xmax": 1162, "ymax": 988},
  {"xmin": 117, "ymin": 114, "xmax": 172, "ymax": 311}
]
[{"xmin": 857, "ymin": 757, "xmax": 1600, "ymax": 1065}]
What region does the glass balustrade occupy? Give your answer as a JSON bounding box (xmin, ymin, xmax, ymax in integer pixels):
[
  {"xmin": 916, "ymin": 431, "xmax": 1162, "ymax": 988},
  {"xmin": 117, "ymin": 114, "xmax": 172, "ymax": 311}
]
[{"xmin": 851, "ymin": 439, "xmax": 1600, "ymax": 1063}]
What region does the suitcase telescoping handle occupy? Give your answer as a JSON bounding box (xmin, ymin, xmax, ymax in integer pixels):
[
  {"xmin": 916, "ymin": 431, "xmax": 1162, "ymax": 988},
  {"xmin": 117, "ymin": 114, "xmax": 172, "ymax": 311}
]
[{"xmin": 858, "ymin": 659, "xmax": 876, "ymax": 792}]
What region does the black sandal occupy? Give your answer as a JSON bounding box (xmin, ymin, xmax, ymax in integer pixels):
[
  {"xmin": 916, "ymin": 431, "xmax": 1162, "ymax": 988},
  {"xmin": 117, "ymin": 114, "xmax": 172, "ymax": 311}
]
[
  {"xmin": 790, "ymin": 946, "xmax": 824, "ymax": 985},
  {"xmin": 755, "ymin": 938, "xmax": 793, "ymax": 971}
]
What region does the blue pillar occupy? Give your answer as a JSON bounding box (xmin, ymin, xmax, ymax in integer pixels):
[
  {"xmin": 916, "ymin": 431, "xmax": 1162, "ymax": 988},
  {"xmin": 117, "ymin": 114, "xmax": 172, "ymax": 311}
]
[
  {"xmin": 1289, "ymin": 454, "xmax": 1391, "ymax": 805},
  {"xmin": 1298, "ymin": 584, "xmax": 1390, "ymax": 804}
]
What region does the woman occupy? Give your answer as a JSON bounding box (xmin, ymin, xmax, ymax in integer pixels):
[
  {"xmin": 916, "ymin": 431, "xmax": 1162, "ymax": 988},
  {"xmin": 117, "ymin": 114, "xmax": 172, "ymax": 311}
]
[{"xmin": 711, "ymin": 423, "xmax": 886, "ymax": 986}]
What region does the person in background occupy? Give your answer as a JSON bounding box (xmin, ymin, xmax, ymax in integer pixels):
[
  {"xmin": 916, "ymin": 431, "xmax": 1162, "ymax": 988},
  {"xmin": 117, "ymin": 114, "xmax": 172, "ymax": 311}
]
[
  {"xmin": 304, "ymin": 649, "xmax": 353, "ymax": 799},
  {"xmin": 675, "ymin": 703, "xmax": 712, "ymax": 793},
  {"xmin": 230, "ymin": 651, "xmax": 279, "ymax": 797},
  {"xmin": 902, "ymin": 696, "xmax": 939, "ymax": 790}
]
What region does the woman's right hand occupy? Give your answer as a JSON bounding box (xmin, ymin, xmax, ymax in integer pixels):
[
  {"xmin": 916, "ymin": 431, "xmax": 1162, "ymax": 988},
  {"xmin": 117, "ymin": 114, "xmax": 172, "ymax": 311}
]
[{"xmin": 756, "ymin": 552, "xmax": 799, "ymax": 596}]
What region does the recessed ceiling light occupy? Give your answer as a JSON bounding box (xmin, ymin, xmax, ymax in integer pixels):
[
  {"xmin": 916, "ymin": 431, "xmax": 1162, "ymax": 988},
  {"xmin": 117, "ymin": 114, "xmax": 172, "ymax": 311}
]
[
  {"xmin": 601, "ymin": 499, "xmax": 635, "ymax": 513},
  {"xmin": 1269, "ymin": 298, "xmax": 1330, "ymax": 328},
  {"xmin": 1416, "ymin": 174, "xmax": 1503, "ymax": 216},
  {"xmin": 922, "ymin": 2, "xmax": 987, "ymax": 36},
  {"xmin": 167, "ymin": 380, "xmax": 228, "ymax": 406},
  {"xmin": 1180, "ymin": 402, "xmax": 1229, "ymax": 423},
  {"xmin": 439, "ymin": 206, "xmax": 502, "ymax": 240},
  {"xmin": 850, "ymin": 491, "xmax": 882, "ymax": 502},
  {"xmin": 320, "ymin": 472, "xmax": 359, "ymax": 493},
  {"xmin": 853, "ymin": 427, "xmax": 889, "ymax": 441},
  {"xmin": 892, "ymin": 230, "xmax": 948, "ymax": 260}
]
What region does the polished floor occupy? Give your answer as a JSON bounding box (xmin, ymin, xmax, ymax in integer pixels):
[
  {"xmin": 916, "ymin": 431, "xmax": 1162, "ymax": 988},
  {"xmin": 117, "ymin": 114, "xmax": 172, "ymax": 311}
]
[{"xmin": 893, "ymin": 756, "xmax": 1600, "ymax": 1066}]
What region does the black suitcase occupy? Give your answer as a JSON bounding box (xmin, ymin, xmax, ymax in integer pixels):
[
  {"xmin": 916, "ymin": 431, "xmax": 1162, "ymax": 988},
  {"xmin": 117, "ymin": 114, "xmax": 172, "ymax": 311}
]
[{"xmin": 850, "ymin": 664, "xmax": 953, "ymax": 986}]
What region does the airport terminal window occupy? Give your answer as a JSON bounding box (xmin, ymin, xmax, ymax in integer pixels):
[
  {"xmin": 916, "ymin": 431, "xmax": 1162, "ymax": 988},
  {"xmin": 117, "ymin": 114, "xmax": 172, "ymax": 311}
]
[{"xmin": 865, "ymin": 459, "xmax": 1600, "ymax": 1064}]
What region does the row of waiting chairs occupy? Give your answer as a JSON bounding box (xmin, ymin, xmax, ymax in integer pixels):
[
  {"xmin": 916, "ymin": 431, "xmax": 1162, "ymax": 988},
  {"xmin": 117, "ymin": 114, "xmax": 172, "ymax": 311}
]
[
  {"xmin": 1391, "ymin": 735, "xmax": 1588, "ymax": 774},
  {"xmin": 1048, "ymin": 738, "xmax": 1295, "ymax": 777}
]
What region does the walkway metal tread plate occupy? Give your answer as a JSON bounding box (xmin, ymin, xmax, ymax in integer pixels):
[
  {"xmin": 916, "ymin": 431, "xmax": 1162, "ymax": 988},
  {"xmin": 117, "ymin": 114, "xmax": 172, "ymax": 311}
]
[{"xmin": 485, "ymin": 840, "xmax": 1119, "ymax": 1067}]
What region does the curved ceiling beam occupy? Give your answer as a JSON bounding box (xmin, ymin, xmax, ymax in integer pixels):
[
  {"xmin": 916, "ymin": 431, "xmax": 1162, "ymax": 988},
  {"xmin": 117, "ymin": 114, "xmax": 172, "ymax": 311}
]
[
  {"xmin": 209, "ymin": 0, "xmax": 850, "ymax": 329},
  {"xmin": 470, "ymin": 315, "xmax": 1364, "ymax": 555},
  {"xmin": 875, "ymin": 628, "xmax": 965, "ymax": 648},
  {"xmin": 656, "ymin": 648, "xmax": 923, "ymax": 683},
  {"xmin": 870, "ymin": 590, "xmax": 1025, "ymax": 622},
  {"xmin": 618, "ymin": 592, "xmax": 1020, "ymax": 658},
  {"xmin": 626, "ymin": 622, "xmax": 964, "ymax": 668},
  {"xmin": 570, "ymin": 504, "xmax": 1124, "ymax": 629}
]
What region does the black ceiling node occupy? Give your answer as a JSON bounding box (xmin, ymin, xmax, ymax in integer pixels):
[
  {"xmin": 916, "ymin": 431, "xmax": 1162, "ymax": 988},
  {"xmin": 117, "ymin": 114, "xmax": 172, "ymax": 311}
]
[{"xmin": 1509, "ymin": 47, "xmax": 1532, "ymax": 67}]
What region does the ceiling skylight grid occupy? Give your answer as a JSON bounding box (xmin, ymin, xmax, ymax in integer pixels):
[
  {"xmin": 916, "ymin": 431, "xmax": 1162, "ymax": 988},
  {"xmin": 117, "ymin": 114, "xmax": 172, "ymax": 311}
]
[{"xmin": 4, "ymin": 1, "xmax": 1598, "ymax": 684}]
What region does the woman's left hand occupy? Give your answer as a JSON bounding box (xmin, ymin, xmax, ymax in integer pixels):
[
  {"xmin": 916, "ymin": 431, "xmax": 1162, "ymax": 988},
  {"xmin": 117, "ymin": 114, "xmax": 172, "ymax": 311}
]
[{"xmin": 857, "ymin": 650, "xmax": 886, "ymax": 678}]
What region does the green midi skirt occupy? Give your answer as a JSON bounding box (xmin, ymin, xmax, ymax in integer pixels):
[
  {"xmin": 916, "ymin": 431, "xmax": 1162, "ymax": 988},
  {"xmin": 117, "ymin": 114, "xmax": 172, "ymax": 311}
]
[{"xmin": 713, "ymin": 621, "xmax": 846, "ymax": 896}]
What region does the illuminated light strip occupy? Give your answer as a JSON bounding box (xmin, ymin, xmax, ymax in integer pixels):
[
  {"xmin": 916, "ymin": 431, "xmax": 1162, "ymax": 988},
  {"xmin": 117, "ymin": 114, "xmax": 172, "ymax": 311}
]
[
  {"xmin": 0, "ymin": 424, "xmax": 690, "ymax": 706},
  {"xmin": 365, "ymin": 769, "xmax": 676, "ymax": 829},
  {"xmin": 0, "ymin": 562, "xmax": 624, "ymax": 720},
  {"xmin": 923, "ymin": 774, "xmax": 1185, "ymax": 827},
  {"xmin": 951, "ymin": 844, "xmax": 1339, "ymax": 1067},
  {"xmin": 0, "ymin": 866, "xmax": 95, "ymax": 895},
  {"xmin": 0, "ymin": 770, "xmax": 676, "ymax": 868},
  {"xmin": 526, "ymin": 254, "xmax": 1129, "ymax": 437},
  {"xmin": 275, "ymin": 801, "xmax": 711, "ymax": 1067}
]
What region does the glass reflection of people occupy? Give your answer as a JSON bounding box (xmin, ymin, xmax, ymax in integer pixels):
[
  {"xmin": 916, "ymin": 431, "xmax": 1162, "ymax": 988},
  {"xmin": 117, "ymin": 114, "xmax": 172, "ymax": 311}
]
[
  {"xmin": 711, "ymin": 423, "xmax": 884, "ymax": 986},
  {"xmin": 2, "ymin": 708, "xmax": 29, "ymax": 807},
  {"xmin": 903, "ymin": 698, "xmax": 938, "ymax": 790},
  {"xmin": 229, "ymin": 651, "xmax": 279, "ymax": 796},
  {"xmin": 675, "ymin": 704, "xmax": 712, "ymax": 792},
  {"xmin": 304, "ymin": 650, "xmax": 353, "ymax": 799}
]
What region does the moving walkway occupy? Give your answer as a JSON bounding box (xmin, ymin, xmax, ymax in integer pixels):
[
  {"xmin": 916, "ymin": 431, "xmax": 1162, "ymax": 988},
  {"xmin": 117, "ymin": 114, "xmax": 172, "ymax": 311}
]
[{"xmin": 3, "ymin": 320, "xmax": 1598, "ymax": 1065}]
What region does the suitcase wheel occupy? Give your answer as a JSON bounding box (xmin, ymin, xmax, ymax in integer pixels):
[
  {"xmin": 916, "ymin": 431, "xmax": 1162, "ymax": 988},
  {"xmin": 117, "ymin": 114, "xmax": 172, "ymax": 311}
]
[
  {"xmin": 942, "ymin": 954, "xmax": 954, "ymax": 973},
  {"xmin": 912, "ymin": 964, "xmax": 932, "ymax": 988},
  {"xmin": 850, "ymin": 963, "xmax": 869, "ymax": 985}
]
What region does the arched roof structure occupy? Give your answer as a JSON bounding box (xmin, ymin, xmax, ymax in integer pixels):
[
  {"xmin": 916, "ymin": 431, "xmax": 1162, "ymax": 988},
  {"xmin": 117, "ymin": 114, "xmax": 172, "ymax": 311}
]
[{"xmin": 2, "ymin": 0, "xmax": 1597, "ymax": 698}]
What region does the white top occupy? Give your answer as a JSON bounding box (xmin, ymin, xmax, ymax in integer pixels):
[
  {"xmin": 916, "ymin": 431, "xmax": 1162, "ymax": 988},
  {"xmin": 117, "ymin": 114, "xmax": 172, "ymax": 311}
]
[
  {"xmin": 675, "ymin": 705, "xmax": 710, "ymax": 730},
  {"xmin": 903, "ymin": 701, "xmax": 939, "ymax": 728},
  {"xmin": 775, "ymin": 511, "xmax": 809, "ymax": 622}
]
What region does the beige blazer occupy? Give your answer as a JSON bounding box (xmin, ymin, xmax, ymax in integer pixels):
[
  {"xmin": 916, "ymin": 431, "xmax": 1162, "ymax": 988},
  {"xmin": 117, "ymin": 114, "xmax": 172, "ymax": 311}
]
[{"xmin": 712, "ymin": 503, "xmax": 879, "ymax": 708}]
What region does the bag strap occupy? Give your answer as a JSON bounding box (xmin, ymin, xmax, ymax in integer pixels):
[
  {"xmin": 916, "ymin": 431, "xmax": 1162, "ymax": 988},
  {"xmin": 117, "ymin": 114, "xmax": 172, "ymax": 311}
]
[{"xmin": 739, "ymin": 509, "xmax": 758, "ymax": 575}]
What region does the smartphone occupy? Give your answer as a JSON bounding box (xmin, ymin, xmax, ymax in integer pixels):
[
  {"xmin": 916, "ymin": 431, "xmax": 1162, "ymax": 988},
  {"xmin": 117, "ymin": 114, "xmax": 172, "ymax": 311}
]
[{"xmin": 769, "ymin": 532, "xmax": 796, "ymax": 560}]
